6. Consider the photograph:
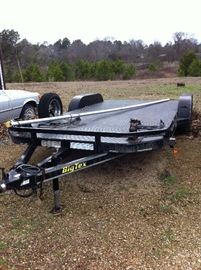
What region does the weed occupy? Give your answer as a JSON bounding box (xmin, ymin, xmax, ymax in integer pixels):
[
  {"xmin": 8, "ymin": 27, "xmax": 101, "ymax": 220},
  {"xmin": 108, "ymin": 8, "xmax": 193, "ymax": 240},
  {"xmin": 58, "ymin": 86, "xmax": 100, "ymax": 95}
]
[
  {"xmin": 162, "ymin": 228, "xmax": 175, "ymax": 243},
  {"xmin": 159, "ymin": 170, "xmax": 177, "ymax": 185},
  {"xmin": 0, "ymin": 242, "xmax": 7, "ymax": 250},
  {"xmin": 163, "ymin": 175, "xmax": 177, "ymax": 185},
  {"xmin": 159, "ymin": 204, "xmax": 172, "ymax": 214},
  {"xmin": 12, "ymin": 218, "xmax": 27, "ymax": 228},
  {"xmin": 153, "ymin": 248, "xmax": 167, "ymax": 259},
  {"xmin": 0, "ymin": 258, "xmax": 7, "ymax": 265},
  {"xmin": 169, "ymin": 188, "xmax": 190, "ymax": 202}
]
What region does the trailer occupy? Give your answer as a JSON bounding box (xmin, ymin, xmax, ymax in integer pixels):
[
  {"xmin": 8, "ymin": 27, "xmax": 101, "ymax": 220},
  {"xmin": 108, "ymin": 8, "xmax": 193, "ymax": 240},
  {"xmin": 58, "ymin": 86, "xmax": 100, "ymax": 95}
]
[{"xmin": 0, "ymin": 92, "xmax": 193, "ymax": 213}]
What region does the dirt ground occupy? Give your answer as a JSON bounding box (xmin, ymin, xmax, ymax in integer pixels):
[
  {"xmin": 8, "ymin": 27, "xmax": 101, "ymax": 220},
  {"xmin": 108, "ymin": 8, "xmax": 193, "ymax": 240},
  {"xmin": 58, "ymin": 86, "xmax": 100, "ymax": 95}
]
[{"xmin": 0, "ymin": 78, "xmax": 201, "ymax": 270}]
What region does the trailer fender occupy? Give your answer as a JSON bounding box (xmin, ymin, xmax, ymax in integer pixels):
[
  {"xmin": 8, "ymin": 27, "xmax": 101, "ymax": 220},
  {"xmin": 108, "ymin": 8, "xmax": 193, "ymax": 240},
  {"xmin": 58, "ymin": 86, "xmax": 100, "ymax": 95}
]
[
  {"xmin": 68, "ymin": 93, "xmax": 103, "ymax": 111},
  {"xmin": 176, "ymin": 93, "xmax": 193, "ymax": 133}
]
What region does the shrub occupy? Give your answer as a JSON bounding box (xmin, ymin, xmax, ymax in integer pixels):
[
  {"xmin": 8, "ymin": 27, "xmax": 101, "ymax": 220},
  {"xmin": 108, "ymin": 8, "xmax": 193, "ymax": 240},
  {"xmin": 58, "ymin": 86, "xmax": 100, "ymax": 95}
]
[
  {"xmin": 112, "ymin": 60, "xmax": 125, "ymax": 76},
  {"xmin": 95, "ymin": 60, "xmax": 114, "ymax": 81},
  {"xmin": 122, "ymin": 64, "xmax": 136, "ymax": 80},
  {"xmin": 5, "ymin": 68, "xmax": 15, "ymax": 82},
  {"xmin": 23, "ymin": 64, "xmax": 44, "ymax": 82},
  {"xmin": 12, "ymin": 72, "xmax": 22, "ymax": 82},
  {"xmin": 60, "ymin": 62, "xmax": 75, "ymax": 81},
  {"xmin": 148, "ymin": 60, "xmax": 163, "ymax": 72},
  {"xmin": 148, "ymin": 63, "xmax": 157, "ymax": 72},
  {"xmin": 75, "ymin": 60, "xmax": 91, "ymax": 80},
  {"xmin": 47, "ymin": 62, "xmax": 64, "ymax": 81},
  {"xmin": 89, "ymin": 62, "xmax": 97, "ymax": 79}
]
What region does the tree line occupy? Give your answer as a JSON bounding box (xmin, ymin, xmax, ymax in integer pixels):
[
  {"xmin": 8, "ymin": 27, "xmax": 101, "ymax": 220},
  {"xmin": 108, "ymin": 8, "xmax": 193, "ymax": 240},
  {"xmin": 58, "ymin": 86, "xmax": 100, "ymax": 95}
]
[
  {"xmin": 0, "ymin": 29, "xmax": 201, "ymax": 82},
  {"xmin": 21, "ymin": 60, "xmax": 136, "ymax": 82}
]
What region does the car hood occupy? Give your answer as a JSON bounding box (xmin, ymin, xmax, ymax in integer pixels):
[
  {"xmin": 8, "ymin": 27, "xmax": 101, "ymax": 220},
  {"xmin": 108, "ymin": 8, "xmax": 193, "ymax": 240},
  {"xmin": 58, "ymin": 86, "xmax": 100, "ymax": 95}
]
[{"xmin": 4, "ymin": 90, "xmax": 39, "ymax": 100}]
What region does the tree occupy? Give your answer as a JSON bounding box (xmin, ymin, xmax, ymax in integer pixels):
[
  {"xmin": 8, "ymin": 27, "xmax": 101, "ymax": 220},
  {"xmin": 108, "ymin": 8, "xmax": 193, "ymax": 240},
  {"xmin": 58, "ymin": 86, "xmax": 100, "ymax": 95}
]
[
  {"xmin": 173, "ymin": 32, "xmax": 198, "ymax": 60},
  {"xmin": 188, "ymin": 58, "xmax": 201, "ymax": 76},
  {"xmin": 147, "ymin": 42, "xmax": 163, "ymax": 61},
  {"xmin": 1, "ymin": 28, "xmax": 201, "ymax": 82},
  {"xmin": 54, "ymin": 38, "xmax": 70, "ymax": 49},
  {"xmin": 0, "ymin": 29, "xmax": 20, "ymax": 53},
  {"xmin": 0, "ymin": 29, "xmax": 20, "ymax": 64},
  {"xmin": 0, "ymin": 29, "xmax": 21, "ymax": 80},
  {"xmin": 68, "ymin": 39, "xmax": 86, "ymax": 62},
  {"xmin": 178, "ymin": 51, "xmax": 197, "ymax": 76},
  {"xmin": 61, "ymin": 38, "xmax": 71, "ymax": 49}
]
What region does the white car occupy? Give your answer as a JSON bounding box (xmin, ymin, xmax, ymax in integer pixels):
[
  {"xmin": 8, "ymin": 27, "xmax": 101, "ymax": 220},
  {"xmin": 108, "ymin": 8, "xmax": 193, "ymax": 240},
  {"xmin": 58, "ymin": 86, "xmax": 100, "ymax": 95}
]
[
  {"xmin": 0, "ymin": 55, "xmax": 40, "ymax": 123},
  {"xmin": 0, "ymin": 55, "xmax": 63, "ymax": 123},
  {"xmin": 0, "ymin": 89, "xmax": 39, "ymax": 123}
]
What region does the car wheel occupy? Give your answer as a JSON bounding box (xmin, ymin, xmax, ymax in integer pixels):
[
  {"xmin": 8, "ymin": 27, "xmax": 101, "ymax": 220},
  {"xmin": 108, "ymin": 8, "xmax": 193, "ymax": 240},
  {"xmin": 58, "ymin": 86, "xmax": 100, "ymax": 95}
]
[
  {"xmin": 38, "ymin": 93, "xmax": 63, "ymax": 118},
  {"xmin": 20, "ymin": 103, "xmax": 36, "ymax": 120}
]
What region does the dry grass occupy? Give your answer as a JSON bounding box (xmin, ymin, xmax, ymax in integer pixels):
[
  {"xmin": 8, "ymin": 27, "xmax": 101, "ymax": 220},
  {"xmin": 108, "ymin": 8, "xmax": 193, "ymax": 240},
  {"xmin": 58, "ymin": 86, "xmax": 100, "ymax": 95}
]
[{"xmin": 0, "ymin": 77, "xmax": 201, "ymax": 270}]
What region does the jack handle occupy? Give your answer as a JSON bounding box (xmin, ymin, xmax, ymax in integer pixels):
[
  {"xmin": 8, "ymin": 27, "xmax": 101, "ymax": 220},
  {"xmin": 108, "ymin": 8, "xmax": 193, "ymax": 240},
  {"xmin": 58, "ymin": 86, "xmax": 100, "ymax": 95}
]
[{"xmin": 0, "ymin": 167, "xmax": 6, "ymax": 193}]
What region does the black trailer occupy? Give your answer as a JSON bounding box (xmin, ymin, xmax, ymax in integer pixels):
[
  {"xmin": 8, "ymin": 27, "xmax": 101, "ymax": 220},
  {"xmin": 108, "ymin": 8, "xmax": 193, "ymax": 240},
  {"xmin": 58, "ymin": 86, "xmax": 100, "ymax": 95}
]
[{"xmin": 0, "ymin": 93, "xmax": 193, "ymax": 213}]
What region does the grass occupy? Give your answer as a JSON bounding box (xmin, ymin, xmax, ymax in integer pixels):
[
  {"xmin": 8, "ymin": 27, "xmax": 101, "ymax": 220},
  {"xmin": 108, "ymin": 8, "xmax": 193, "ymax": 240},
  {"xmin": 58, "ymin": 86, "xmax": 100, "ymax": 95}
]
[
  {"xmin": 148, "ymin": 84, "xmax": 201, "ymax": 96},
  {"xmin": 159, "ymin": 168, "xmax": 193, "ymax": 204},
  {"xmin": 159, "ymin": 170, "xmax": 192, "ymax": 206}
]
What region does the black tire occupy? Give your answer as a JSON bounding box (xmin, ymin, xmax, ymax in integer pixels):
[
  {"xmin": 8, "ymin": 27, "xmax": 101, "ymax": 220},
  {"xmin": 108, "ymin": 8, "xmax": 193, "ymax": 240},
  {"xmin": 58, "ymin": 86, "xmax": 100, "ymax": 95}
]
[
  {"xmin": 38, "ymin": 93, "xmax": 63, "ymax": 118},
  {"xmin": 20, "ymin": 103, "xmax": 36, "ymax": 120}
]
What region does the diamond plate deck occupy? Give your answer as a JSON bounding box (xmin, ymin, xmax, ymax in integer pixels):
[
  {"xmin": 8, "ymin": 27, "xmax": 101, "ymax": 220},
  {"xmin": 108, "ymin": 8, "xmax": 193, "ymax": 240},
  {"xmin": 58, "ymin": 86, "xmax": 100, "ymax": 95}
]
[{"xmin": 39, "ymin": 99, "xmax": 179, "ymax": 133}]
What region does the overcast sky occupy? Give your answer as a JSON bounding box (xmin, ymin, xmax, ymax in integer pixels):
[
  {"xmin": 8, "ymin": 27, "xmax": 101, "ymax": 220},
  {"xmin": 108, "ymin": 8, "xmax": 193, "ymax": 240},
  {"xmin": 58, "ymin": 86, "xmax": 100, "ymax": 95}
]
[{"xmin": 1, "ymin": 0, "xmax": 201, "ymax": 45}]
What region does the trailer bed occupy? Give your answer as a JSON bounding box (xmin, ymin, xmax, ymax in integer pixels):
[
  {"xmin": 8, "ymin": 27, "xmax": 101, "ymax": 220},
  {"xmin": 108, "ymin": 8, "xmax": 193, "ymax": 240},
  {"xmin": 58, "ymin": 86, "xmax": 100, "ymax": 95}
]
[{"xmin": 10, "ymin": 99, "xmax": 179, "ymax": 153}]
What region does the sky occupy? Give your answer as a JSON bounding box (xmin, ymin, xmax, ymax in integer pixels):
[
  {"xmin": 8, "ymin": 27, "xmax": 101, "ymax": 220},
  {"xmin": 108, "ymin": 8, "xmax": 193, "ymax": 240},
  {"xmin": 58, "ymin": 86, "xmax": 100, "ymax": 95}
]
[{"xmin": 1, "ymin": 0, "xmax": 201, "ymax": 45}]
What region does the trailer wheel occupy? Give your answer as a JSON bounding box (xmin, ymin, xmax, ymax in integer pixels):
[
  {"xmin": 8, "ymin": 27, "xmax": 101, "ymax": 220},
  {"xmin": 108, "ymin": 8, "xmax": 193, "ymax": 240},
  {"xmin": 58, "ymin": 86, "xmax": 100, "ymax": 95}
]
[
  {"xmin": 38, "ymin": 93, "xmax": 63, "ymax": 118},
  {"xmin": 176, "ymin": 93, "xmax": 193, "ymax": 133}
]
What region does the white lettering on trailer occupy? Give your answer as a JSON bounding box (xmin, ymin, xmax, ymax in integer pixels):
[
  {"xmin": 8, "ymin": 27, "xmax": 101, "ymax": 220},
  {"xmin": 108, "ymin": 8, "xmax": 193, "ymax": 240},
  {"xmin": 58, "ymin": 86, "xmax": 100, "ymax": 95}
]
[{"xmin": 21, "ymin": 179, "xmax": 30, "ymax": 186}]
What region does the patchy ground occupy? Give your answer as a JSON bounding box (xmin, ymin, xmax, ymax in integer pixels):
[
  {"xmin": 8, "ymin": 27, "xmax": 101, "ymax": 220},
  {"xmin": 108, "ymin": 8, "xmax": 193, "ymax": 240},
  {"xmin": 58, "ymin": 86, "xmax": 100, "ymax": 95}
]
[{"xmin": 0, "ymin": 78, "xmax": 201, "ymax": 270}]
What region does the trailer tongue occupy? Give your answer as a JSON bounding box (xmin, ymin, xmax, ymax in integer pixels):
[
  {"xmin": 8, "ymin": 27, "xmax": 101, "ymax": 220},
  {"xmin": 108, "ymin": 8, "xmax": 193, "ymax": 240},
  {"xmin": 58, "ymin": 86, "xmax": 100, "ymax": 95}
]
[{"xmin": 0, "ymin": 93, "xmax": 193, "ymax": 213}]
